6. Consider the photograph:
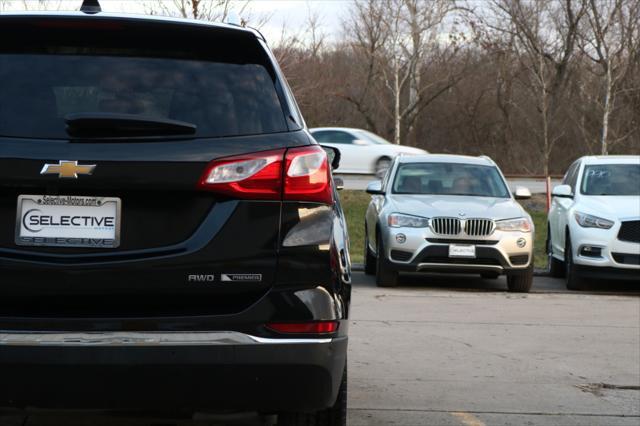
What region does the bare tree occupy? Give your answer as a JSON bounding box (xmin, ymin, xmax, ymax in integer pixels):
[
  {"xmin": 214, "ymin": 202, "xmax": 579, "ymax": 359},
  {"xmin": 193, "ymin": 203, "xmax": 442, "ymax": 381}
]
[
  {"xmin": 475, "ymin": 0, "xmax": 585, "ymax": 175},
  {"xmin": 578, "ymin": 0, "xmax": 640, "ymax": 154},
  {"xmin": 338, "ymin": 0, "xmax": 388, "ymax": 134},
  {"xmin": 271, "ymin": 7, "xmax": 329, "ymax": 117},
  {"xmin": 273, "ymin": 5, "xmax": 326, "ymax": 70},
  {"xmin": 343, "ymin": 0, "xmax": 465, "ymax": 145},
  {"xmin": 144, "ymin": 0, "xmax": 239, "ymax": 21},
  {"xmin": 143, "ymin": 0, "xmax": 270, "ymax": 28},
  {"xmin": 0, "ymin": 0, "xmax": 62, "ymax": 11}
]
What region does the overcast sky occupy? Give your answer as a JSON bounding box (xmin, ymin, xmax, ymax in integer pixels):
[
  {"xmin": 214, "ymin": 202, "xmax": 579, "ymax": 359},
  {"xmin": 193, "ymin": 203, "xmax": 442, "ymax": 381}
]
[
  {"xmin": 5, "ymin": 0, "xmax": 354, "ymax": 44},
  {"xmin": 237, "ymin": 1, "xmax": 352, "ymax": 43}
]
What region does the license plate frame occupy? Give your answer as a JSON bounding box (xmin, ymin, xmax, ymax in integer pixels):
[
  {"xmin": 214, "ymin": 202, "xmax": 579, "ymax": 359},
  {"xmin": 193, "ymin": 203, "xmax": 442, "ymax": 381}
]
[
  {"xmin": 15, "ymin": 194, "xmax": 121, "ymax": 249},
  {"xmin": 448, "ymin": 244, "xmax": 476, "ymax": 258}
]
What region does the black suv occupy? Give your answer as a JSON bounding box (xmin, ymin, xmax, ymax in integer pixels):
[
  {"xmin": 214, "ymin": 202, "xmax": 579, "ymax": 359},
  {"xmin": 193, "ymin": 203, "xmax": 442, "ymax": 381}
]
[{"xmin": 0, "ymin": 7, "xmax": 350, "ymax": 425}]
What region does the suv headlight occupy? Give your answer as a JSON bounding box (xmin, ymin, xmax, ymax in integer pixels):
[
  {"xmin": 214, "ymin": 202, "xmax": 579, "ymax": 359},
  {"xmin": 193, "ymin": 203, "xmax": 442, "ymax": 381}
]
[
  {"xmin": 574, "ymin": 212, "xmax": 614, "ymax": 229},
  {"xmin": 495, "ymin": 217, "xmax": 532, "ymax": 233},
  {"xmin": 388, "ymin": 213, "xmax": 429, "ymax": 228}
]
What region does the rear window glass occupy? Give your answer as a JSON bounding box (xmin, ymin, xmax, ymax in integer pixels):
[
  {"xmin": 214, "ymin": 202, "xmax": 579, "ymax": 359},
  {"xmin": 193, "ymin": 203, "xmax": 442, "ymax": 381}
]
[{"xmin": 0, "ymin": 49, "xmax": 288, "ymax": 139}]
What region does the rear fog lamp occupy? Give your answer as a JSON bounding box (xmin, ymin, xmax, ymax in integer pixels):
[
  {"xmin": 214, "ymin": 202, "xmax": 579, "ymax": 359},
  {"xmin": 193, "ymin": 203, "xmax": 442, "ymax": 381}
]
[{"xmin": 266, "ymin": 321, "xmax": 339, "ymax": 334}]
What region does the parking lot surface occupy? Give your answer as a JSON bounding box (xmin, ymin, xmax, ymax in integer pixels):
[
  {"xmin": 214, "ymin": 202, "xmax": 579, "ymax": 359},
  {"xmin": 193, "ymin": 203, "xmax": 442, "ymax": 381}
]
[{"xmin": 2, "ymin": 273, "xmax": 638, "ymax": 426}]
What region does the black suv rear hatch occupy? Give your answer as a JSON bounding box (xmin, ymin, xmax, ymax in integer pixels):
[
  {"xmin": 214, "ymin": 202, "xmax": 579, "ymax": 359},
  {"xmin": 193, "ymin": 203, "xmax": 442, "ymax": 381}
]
[{"xmin": 0, "ymin": 15, "xmax": 307, "ymax": 319}]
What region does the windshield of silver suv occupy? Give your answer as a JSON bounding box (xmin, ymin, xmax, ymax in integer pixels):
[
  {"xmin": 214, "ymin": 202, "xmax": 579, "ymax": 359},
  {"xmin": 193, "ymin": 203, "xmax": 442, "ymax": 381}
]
[
  {"xmin": 392, "ymin": 162, "xmax": 511, "ymax": 198},
  {"xmin": 580, "ymin": 164, "xmax": 640, "ymax": 196}
]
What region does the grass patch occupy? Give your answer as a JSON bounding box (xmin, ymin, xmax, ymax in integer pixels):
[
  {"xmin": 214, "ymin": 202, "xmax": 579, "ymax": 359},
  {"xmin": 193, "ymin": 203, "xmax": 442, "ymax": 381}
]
[
  {"xmin": 530, "ymin": 210, "xmax": 548, "ymax": 269},
  {"xmin": 339, "ymin": 190, "xmax": 370, "ymax": 264},
  {"xmin": 339, "ymin": 190, "xmax": 548, "ymax": 269}
]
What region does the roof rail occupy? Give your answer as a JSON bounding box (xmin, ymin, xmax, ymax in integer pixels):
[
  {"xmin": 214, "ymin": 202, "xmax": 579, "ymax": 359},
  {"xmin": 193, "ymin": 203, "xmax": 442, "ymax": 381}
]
[
  {"xmin": 80, "ymin": 0, "xmax": 101, "ymax": 14},
  {"xmin": 478, "ymin": 155, "xmax": 494, "ymax": 164}
]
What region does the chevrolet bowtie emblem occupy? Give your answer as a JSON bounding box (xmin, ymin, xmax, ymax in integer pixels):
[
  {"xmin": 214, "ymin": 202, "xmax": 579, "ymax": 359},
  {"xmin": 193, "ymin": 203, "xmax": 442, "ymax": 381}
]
[{"xmin": 40, "ymin": 161, "xmax": 96, "ymax": 179}]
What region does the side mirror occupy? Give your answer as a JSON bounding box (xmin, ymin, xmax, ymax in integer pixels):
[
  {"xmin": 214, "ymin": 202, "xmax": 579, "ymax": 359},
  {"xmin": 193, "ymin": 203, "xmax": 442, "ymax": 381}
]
[
  {"xmin": 334, "ymin": 176, "xmax": 344, "ymax": 191},
  {"xmin": 514, "ymin": 186, "xmax": 532, "ymax": 200},
  {"xmin": 366, "ymin": 180, "xmax": 384, "ymax": 195},
  {"xmin": 552, "ymin": 184, "xmax": 573, "ymax": 198},
  {"xmin": 321, "ymin": 145, "xmax": 341, "ymax": 170}
]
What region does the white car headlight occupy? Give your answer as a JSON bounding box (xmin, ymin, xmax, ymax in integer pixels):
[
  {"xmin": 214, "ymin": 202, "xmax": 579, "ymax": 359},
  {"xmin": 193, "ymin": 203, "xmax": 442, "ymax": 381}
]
[
  {"xmin": 495, "ymin": 217, "xmax": 532, "ymax": 233},
  {"xmin": 388, "ymin": 213, "xmax": 429, "ymax": 228},
  {"xmin": 574, "ymin": 212, "xmax": 614, "ymax": 229}
]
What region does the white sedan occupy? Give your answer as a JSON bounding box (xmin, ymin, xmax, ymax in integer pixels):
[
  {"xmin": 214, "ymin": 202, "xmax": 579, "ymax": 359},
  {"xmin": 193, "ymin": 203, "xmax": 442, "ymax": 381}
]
[
  {"xmin": 309, "ymin": 127, "xmax": 427, "ymax": 176},
  {"xmin": 547, "ymin": 155, "xmax": 640, "ymax": 290}
]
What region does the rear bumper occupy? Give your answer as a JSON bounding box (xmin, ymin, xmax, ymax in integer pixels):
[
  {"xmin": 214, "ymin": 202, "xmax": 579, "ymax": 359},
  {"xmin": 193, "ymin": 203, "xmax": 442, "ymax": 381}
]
[{"xmin": 0, "ymin": 331, "xmax": 347, "ymax": 412}]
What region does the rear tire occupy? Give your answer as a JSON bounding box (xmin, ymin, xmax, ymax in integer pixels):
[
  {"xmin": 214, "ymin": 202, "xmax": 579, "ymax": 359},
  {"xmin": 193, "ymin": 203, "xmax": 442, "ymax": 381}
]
[
  {"xmin": 278, "ymin": 367, "xmax": 347, "ymax": 426},
  {"xmin": 376, "ymin": 237, "xmax": 398, "ymax": 287},
  {"xmin": 564, "ymin": 235, "xmax": 582, "ymax": 291},
  {"xmin": 507, "ymin": 264, "xmax": 533, "ymax": 293},
  {"xmin": 547, "ymin": 226, "xmax": 565, "ymax": 278},
  {"xmin": 364, "ymin": 227, "xmax": 376, "ymax": 276}
]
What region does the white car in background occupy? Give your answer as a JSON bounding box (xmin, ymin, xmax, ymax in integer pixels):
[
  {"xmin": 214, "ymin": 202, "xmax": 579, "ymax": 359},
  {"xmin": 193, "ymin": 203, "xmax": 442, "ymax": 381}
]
[
  {"xmin": 548, "ymin": 156, "xmax": 640, "ymax": 290},
  {"xmin": 309, "ymin": 127, "xmax": 427, "ymax": 176}
]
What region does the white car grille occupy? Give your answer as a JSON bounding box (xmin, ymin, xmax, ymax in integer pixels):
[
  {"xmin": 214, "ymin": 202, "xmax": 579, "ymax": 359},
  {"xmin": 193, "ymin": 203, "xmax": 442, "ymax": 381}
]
[{"xmin": 431, "ymin": 217, "xmax": 494, "ymax": 237}]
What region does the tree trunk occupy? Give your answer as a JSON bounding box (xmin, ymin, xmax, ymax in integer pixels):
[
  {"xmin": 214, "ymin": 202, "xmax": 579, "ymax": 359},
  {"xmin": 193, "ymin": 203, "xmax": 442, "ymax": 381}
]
[
  {"xmin": 393, "ymin": 65, "xmax": 401, "ymax": 145},
  {"xmin": 601, "ymin": 63, "xmax": 613, "ymax": 156},
  {"xmin": 540, "ymin": 55, "xmax": 551, "ymax": 177}
]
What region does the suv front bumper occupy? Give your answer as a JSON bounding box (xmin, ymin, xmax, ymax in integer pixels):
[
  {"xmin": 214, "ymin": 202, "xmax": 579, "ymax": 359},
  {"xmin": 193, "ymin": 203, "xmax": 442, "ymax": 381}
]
[
  {"xmin": 0, "ymin": 331, "xmax": 347, "ymax": 412},
  {"xmin": 569, "ymin": 221, "xmax": 640, "ymax": 274},
  {"xmin": 382, "ymin": 227, "xmax": 533, "ymax": 274}
]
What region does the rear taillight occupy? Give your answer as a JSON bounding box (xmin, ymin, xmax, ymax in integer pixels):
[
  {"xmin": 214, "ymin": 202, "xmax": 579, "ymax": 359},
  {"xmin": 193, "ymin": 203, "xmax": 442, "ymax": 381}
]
[
  {"xmin": 284, "ymin": 145, "xmax": 333, "ymax": 205},
  {"xmin": 198, "ymin": 145, "xmax": 333, "ymax": 204},
  {"xmin": 198, "ymin": 149, "xmax": 284, "ymax": 200},
  {"xmin": 266, "ymin": 321, "xmax": 339, "ymax": 334}
]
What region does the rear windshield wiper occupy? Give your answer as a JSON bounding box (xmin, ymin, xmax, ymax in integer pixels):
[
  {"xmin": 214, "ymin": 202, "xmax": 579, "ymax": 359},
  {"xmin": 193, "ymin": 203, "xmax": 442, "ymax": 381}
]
[{"xmin": 65, "ymin": 113, "xmax": 197, "ymax": 138}]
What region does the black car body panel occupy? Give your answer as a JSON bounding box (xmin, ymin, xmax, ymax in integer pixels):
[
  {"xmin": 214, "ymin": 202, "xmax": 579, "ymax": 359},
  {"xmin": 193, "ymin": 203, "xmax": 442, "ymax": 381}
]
[
  {"xmin": 1, "ymin": 336, "xmax": 349, "ymax": 411},
  {"xmin": 0, "ymin": 12, "xmax": 350, "ymax": 413}
]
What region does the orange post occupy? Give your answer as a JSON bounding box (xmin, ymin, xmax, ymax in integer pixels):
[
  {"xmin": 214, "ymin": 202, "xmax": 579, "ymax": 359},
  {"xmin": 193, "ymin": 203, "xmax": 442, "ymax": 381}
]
[{"xmin": 546, "ymin": 176, "xmax": 552, "ymax": 212}]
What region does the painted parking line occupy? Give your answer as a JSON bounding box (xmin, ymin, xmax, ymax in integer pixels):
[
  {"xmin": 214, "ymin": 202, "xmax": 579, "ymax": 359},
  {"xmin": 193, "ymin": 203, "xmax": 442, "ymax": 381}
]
[{"xmin": 451, "ymin": 411, "xmax": 486, "ymax": 426}]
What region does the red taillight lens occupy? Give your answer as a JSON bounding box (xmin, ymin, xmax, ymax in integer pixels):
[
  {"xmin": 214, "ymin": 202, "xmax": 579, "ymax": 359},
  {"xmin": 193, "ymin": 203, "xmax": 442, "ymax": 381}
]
[
  {"xmin": 198, "ymin": 149, "xmax": 284, "ymax": 200},
  {"xmin": 266, "ymin": 321, "xmax": 339, "ymax": 334},
  {"xmin": 284, "ymin": 145, "xmax": 333, "ymax": 205},
  {"xmin": 197, "ymin": 145, "xmax": 333, "ymax": 204}
]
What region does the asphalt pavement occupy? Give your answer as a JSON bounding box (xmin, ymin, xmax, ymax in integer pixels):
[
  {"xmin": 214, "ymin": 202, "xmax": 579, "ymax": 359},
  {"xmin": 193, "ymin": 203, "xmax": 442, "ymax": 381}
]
[
  {"xmin": 2, "ymin": 273, "xmax": 638, "ymax": 426},
  {"xmin": 348, "ymin": 272, "xmax": 639, "ymax": 426}
]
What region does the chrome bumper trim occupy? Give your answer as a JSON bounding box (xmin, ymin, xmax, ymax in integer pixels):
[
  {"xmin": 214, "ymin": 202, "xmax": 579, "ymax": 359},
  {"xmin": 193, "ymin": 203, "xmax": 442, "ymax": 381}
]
[
  {"xmin": 416, "ymin": 262, "xmax": 504, "ymax": 271},
  {"xmin": 0, "ymin": 331, "xmax": 332, "ymax": 346}
]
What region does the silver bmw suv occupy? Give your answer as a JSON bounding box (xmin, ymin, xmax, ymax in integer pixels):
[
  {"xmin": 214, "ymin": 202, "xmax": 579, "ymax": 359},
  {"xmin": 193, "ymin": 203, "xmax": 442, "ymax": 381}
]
[{"xmin": 364, "ymin": 154, "xmax": 535, "ymax": 292}]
